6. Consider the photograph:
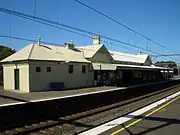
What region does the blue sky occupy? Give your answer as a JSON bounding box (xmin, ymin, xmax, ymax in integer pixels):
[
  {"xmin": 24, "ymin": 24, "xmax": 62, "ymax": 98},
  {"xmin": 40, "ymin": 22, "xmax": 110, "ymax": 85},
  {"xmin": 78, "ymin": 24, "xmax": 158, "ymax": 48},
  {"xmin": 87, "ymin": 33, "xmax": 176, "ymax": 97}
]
[{"xmin": 0, "ymin": 0, "xmax": 180, "ymax": 63}]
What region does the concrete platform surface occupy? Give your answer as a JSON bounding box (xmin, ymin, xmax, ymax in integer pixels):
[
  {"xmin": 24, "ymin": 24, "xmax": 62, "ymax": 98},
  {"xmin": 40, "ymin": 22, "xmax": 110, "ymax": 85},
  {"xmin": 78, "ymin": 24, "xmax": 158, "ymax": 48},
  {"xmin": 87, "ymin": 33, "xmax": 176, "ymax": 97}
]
[
  {"xmin": 0, "ymin": 86, "xmax": 118, "ymax": 105},
  {"xmin": 171, "ymin": 75, "xmax": 180, "ymax": 80},
  {"xmin": 101, "ymin": 94, "xmax": 180, "ymax": 135}
]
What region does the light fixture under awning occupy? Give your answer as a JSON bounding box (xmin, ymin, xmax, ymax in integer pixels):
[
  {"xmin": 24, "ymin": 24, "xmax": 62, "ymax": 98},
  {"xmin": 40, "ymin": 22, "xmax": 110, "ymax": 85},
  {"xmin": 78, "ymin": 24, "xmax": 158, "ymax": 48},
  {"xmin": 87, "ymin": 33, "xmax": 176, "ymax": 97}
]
[{"xmin": 92, "ymin": 63, "xmax": 117, "ymax": 70}]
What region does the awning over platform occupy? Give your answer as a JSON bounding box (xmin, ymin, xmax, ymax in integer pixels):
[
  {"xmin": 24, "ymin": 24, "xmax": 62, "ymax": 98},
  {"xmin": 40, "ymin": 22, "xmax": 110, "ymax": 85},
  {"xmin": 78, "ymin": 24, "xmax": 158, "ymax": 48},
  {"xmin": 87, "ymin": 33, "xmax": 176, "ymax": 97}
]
[
  {"xmin": 116, "ymin": 64, "xmax": 168, "ymax": 70},
  {"xmin": 92, "ymin": 63, "xmax": 117, "ymax": 70},
  {"xmin": 92, "ymin": 63, "xmax": 168, "ymax": 71}
]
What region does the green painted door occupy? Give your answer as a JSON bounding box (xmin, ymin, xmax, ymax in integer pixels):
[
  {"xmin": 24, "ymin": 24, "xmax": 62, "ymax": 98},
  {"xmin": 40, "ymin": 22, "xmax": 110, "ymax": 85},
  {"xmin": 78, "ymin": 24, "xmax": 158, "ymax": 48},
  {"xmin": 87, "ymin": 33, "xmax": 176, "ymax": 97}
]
[{"xmin": 14, "ymin": 69, "xmax": 19, "ymax": 90}]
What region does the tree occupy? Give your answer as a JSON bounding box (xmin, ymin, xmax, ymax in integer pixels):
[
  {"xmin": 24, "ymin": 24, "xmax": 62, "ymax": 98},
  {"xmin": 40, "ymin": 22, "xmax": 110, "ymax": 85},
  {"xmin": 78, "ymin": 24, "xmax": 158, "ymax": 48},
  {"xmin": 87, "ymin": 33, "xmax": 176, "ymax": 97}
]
[
  {"xmin": 155, "ymin": 61, "xmax": 177, "ymax": 68},
  {"xmin": 0, "ymin": 45, "xmax": 16, "ymax": 60},
  {"xmin": 0, "ymin": 45, "xmax": 16, "ymax": 85}
]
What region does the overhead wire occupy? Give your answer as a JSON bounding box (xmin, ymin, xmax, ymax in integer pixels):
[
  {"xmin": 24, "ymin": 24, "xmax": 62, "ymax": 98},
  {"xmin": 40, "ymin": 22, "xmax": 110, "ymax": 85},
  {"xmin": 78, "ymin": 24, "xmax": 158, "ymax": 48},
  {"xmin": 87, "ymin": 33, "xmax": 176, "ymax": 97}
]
[
  {"xmin": 33, "ymin": 0, "xmax": 36, "ymax": 17},
  {"xmin": 2, "ymin": 33, "xmax": 180, "ymax": 66},
  {"xmin": 0, "ymin": 35, "xmax": 63, "ymax": 46},
  {"xmin": 1, "ymin": 5, "xmax": 178, "ymax": 66},
  {"xmin": 0, "ymin": 34, "xmax": 149, "ymax": 62},
  {"xmin": 1, "ymin": 7, "xmax": 180, "ymax": 61},
  {"xmin": 0, "ymin": 10, "xmax": 142, "ymax": 54},
  {"xmin": 73, "ymin": 0, "xmax": 180, "ymax": 59},
  {"xmin": 0, "ymin": 7, "xmax": 163, "ymax": 55},
  {"xmin": 73, "ymin": 0, "xmax": 165, "ymax": 48},
  {"xmin": 72, "ymin": 0, "xmax": 180, "ymax": 62}
]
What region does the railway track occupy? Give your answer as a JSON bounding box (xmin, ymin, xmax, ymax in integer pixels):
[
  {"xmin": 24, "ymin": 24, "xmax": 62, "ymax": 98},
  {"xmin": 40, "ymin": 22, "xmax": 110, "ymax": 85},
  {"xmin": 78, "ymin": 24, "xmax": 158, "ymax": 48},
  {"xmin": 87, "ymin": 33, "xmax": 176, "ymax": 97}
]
[{"xmin": 1, "ymin": 83, "xmax": 180, "ymax": 135}]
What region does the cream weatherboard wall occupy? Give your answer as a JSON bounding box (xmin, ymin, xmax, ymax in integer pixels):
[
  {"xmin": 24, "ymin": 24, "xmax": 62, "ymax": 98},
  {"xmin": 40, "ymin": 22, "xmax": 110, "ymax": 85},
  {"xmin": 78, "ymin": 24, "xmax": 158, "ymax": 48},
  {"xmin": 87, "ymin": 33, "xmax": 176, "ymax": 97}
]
[
  {"xmin": 28, "ymin": 61, "xmax": 94, "ymax": 92},
  {"xmin": 92, "ymin": 46, "xmax": 113, "ymax": 63},
  {"xmin": 144, "ymin": 56, "xmax": 152, "ymax": 66},
  {"xmin": 3, "ymin": 63, "xmax": 29, "ymax": 92}
]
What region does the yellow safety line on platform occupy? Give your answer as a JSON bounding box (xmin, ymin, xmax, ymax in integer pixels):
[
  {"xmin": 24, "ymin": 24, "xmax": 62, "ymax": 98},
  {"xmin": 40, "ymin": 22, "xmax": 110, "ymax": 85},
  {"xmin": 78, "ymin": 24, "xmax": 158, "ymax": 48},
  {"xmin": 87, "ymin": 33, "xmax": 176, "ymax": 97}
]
[
  {"xmin": 110, "ymin": 95, "xmax": 180, "ymax": 135},
  {"xmin": 158, "ymin": 108, "xmax": 167, "ymax": 112}
]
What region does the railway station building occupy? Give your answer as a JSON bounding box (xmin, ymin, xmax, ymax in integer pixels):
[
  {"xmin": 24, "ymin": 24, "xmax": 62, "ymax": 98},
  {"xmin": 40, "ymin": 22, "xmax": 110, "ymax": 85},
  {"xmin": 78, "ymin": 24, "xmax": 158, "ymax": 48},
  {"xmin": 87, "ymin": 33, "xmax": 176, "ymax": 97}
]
[{"xmin": 1, "ymin": 35, "xmax": 168, "ymax": 92}]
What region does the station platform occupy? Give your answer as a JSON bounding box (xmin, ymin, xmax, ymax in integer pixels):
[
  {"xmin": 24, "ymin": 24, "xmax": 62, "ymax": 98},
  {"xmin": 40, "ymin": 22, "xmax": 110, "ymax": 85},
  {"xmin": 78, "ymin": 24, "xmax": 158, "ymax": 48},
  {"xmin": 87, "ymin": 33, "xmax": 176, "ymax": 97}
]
[
  {"xmin": 0, "ymin": 79, "xmax": 179, "ymax": 132},
  {"xmin": 0, "ymin": 80, "xmax": 178, "ymax": 107},
  {"xmin": 170, "ymin": 75, "xmax": 180, "ymax": 80},
  {"xmin": 0, "ymin": 86, "xmax": 120, "ymax": 106},
  {"xmin": 100, "ymin": 92, "xmax": 180, "ymax": 135}
]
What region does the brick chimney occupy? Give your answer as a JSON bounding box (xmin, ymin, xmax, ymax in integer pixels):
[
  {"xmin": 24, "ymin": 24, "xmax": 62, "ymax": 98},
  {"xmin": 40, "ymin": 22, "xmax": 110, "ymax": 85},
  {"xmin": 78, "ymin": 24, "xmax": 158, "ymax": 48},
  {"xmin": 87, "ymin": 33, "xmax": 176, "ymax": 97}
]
[
  {"xmin": 92, "ymin": 35, "xmax": 101, "ymax": 45},
  {"xmin": 65, "ymin": 40, "xmax": 74, "ymax": 49}
]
